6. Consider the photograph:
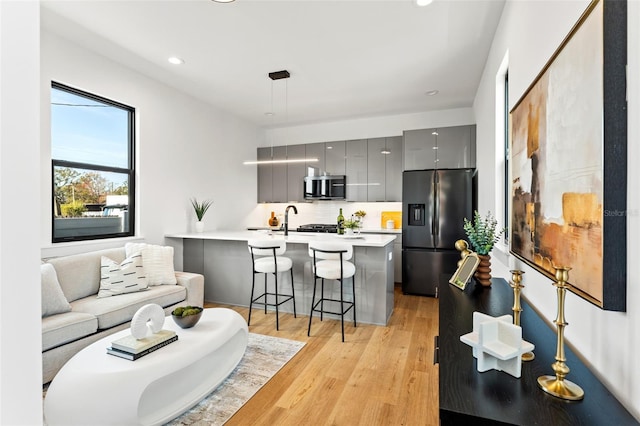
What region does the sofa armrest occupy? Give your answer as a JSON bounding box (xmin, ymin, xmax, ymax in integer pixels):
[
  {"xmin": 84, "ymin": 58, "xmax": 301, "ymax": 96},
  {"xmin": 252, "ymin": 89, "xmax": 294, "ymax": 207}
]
[{"xmin": 174, "ymin": 271, "xmax": 204, "ymax": 307}]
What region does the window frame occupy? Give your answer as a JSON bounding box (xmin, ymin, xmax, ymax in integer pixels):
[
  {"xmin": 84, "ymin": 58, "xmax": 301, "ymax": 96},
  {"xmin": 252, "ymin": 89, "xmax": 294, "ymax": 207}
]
[{"xmin": 51, "ymin": 81, "xmax": 136, "ymax": 243}]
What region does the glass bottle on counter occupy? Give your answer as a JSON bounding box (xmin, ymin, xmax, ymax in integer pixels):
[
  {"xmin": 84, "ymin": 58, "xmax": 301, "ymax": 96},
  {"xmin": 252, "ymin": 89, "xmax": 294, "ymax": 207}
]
[{"xmin": 337, "ymin": 208, "xmax": 345, "ymax": 235}]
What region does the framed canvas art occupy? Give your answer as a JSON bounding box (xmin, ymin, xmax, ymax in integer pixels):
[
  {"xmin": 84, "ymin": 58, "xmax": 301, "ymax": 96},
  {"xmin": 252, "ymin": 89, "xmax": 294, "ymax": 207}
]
[{"xmin": 509, "ymin": 0, "xmax": 627, "ymax": 311}]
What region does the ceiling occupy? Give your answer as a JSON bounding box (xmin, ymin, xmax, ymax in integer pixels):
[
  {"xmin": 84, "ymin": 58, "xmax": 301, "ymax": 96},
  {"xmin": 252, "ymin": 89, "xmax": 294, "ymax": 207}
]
[{"xmin": 41, "ymin": 0, "xmax": 505, "ymax": 129}]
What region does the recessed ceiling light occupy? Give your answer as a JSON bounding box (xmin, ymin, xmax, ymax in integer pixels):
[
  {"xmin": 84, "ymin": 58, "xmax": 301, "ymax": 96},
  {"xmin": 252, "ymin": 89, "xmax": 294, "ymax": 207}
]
[
  {"xmin": 264, "ymin": 112, "xmax": 275, "ymax": 116},
  {"xmin": 425, "ymin": 90, "xmax": 439, "ymax": 96},
  {"xmin": 168, "ymin": 57, "xmax": 184, "ymax": 65},
  {"xmin": 212, "ymin": 0, "xmax": 235, "ymax": 3},
  {"xmin": 416, "ymin": 0, "xmax": 434, "ymax": 6}
]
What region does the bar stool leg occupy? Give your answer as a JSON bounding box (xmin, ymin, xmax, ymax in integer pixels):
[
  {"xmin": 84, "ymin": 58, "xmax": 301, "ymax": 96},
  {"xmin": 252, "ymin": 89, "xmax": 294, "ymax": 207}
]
[
  {"xmin": 320, "ymin": 278, "xmax": 325, "ymax": 322},
  {"xmin": 248, "ymin": 271, "xmax": 256, "ymax": 326},
  {"xmin": 308, "ymin": 275, "xmax": 318, "ymax": 337},
  {"xmin": 340, "ymin": 277, "xmax": 345, "ymax": 342},
  {"xmin": 290, "ymin": 268, "xmax": 297, "ymax": 318},
  {"xmin": 352, "ymin": 275, "xmax": 357, "ymax": 327},
  {"xmin": 274, "ymin": 272, "xmax": 279, "ymax": 331},
  {"xmin": 263, "ymin": 274, "xmax": 268, "ymax": 314}
]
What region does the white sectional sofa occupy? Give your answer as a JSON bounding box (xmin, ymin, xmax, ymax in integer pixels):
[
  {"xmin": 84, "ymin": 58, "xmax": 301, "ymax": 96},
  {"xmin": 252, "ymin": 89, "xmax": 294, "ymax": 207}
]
[{"xmin": 41, "ymin": 244, "xmax": 204, "ymax": 384}]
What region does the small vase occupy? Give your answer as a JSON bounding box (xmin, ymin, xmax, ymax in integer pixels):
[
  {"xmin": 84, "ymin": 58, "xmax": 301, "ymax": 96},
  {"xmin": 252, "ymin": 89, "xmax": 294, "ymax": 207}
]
[
  {"xmin": 345, "ymin": 228, "xmax": 354, "ymax": 235},
  {"xmin": 195, "ymin": 221, "xmax": 204, "ymax": 233},
  {"xmin": 268, "ymin": 211, "xmax": 279, "ymax": 227},
  {"xmin": 475, "ymin": 254, "xmax": 492, "ymax": 286}
]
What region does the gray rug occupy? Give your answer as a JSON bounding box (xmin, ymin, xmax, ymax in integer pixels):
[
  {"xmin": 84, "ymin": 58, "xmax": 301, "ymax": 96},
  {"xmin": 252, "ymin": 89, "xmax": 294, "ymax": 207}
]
[{"xmin": 165, "ymin": 333, "xmax": 305, "ymax": 425}]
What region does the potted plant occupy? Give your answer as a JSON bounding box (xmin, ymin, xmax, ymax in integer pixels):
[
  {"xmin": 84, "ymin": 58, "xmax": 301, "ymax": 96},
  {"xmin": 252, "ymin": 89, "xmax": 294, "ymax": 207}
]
[
  {"xmin": 463, "ymin": 210, "xmax": 506, "ymax": 286},
  {"xmin": 343, "ymin": 219, "xmax": 360, "ymax": 235},
  {"xmin": 191, "ymin": 198, "xmax": 213, "ymax": 233}
]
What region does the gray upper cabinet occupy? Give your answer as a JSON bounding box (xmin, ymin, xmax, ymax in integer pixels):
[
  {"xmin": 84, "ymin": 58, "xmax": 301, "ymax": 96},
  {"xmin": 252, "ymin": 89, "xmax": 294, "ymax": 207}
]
[
  {"xmin": 436, "ymin": 125, "xmax": 476, "ymax": 169},
  {"xmin": 324, "ymin": 141, "xmax": 346, "ymax": 175},
  {"xmin": 403, "ymin": 125, "xmax": 476, "ymax": 170},
  {"xmin": 385, "ymin": 136, "xmax": 402, "ymax": 201},
  {"xmin": 286, "ymin": 144, "xmax": 306, "ymax": 202},
  {"xmin": 367, "ymin": 137, "xmax": 402, "ymax": 202},
  {"xmin": 367, "ymin": 138, "xmax": 386, "ymax": 202},
  {"xmin": 256, "ymin": 146, "xmax": 288, "ymax": 203},
  {"xmin": 345, "ymin": 139, "xmax": 368, "ymax": 202},
  {"xmin": 305, "ymin": 143, "xmax": 325, "ymax": 175}
]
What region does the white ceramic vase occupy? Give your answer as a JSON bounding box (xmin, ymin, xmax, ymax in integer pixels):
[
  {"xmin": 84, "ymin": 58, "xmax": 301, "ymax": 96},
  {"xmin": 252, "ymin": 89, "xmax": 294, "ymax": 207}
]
[{"xmin": 195, "ymin": 221, "xmax": 204, "ymax": 233}]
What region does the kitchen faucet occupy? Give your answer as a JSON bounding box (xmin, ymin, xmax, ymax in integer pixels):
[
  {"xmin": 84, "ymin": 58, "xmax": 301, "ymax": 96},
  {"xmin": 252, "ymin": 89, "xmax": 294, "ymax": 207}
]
[{"xmin": 284, "ymin": 205, "xmax": 298, "ymax": 236}]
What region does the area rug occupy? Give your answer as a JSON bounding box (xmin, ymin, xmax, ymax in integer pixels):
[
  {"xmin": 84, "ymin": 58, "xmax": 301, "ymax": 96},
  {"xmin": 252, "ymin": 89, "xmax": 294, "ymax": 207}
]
[{"xmin": 165, "ymin": 333, "xmax": 305, "ymax": 425}]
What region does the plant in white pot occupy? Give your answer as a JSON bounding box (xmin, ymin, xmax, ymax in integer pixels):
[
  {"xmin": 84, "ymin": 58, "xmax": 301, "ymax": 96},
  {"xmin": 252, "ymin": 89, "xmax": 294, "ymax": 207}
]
[{"xmin": 191, "ymin": 198, "xmax": 213, "ymax": 233}]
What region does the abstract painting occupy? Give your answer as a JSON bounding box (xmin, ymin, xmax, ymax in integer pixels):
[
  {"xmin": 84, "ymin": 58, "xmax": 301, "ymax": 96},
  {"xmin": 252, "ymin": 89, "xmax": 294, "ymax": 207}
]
[{"xmin": 510, "ymin": 0, "xmax": 627, "ymax": 311}]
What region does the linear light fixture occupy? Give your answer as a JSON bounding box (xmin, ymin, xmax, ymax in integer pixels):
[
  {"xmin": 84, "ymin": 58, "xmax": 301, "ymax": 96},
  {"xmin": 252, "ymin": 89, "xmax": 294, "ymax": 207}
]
[{"xmin": 243, "ymin": 158, "xmax": 318, "ymax": 165}]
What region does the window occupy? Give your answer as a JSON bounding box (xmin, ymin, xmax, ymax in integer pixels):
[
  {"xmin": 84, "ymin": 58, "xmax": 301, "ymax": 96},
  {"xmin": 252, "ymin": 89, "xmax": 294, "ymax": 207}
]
[{"xmin": 51, "ymin": 82, "xmax": 135, "ymax": 242}]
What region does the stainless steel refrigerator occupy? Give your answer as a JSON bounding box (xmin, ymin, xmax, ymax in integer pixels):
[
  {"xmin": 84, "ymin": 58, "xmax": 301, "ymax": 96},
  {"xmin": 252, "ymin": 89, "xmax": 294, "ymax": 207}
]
[{"xmin": 402, "ymin": 169, "xmax": 476, "ymax": 296}]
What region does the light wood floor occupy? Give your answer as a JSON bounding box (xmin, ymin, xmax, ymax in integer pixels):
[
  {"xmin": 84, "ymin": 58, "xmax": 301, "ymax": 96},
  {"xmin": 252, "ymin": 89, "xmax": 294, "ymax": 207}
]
[{"xmin": 205, "ymin": 285, "xmax": 440, "ymax": 425}]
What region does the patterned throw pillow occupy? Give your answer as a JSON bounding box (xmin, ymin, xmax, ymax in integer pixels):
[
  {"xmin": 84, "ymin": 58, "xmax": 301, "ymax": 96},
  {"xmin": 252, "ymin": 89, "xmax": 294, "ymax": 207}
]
[
  {"xmin": 125, "ymin": 243, "xmax": 177, "ymax": 286},
  {"xmin": 97, "ymin": 254, "xmax": 149, "ymax": 298}
]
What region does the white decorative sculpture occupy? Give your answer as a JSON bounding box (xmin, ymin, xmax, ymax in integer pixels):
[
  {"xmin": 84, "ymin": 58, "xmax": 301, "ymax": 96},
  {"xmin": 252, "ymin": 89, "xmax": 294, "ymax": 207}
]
[
  {"xmin": 130, "ymin": 303, "xmax": 165, "ymax": 339},
  {"xmin": 460, "ymin": 312, "xmax": 535, "ymax": 378}
]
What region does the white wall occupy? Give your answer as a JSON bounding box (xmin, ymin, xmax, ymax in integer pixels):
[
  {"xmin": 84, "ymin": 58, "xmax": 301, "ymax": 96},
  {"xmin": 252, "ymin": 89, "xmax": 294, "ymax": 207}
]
[
  {"xmin": 474, "ymin": 0, "xmax": 640, "ymax": 419},
  {"xmin": 0, "ymin": 2, "xmax": 43, "ymax": 424},
  {"xmin": 264, "ymin": 107, "xmax": 474, "ymax": 146},
  {"xmin": 40, "ymin": 32, "xmax": 261, "ymax": 261}
]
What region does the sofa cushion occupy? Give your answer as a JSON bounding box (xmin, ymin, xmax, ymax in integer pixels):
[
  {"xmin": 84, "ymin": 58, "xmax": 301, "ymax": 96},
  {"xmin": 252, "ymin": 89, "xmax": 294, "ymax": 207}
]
[
  {"xmin": 125, "ymin": 243, "xmax": 177, "ymax": 285},
  {"xmin": 42, "ymin": 311, "xmax": 98, "ymax": 351},
  {"xmin": 72, "ymin": 285, "xmax": 186, "ymax": 329},
  {"xmin": 47, "ymin": 248, "xmax": 126, "ymax": 303},
  {"xmin": 41, "ymin": 263, "xmax": 72, "ymax": 317},
  {"xmin": 97, "ymin": 254, "xmax": 149, "ymax": 298}
]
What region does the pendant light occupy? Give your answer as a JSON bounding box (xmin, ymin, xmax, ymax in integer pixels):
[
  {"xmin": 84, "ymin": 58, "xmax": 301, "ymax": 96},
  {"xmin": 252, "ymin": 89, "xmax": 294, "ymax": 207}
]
[{"xmin": 244, "ymin": 70, "xmax": 318, "ymax": 165}]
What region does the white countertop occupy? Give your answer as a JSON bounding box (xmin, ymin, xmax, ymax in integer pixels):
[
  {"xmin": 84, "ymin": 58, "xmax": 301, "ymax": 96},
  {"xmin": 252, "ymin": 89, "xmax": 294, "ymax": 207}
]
[{"xmin": 166, "ymin": 230, "xmax": 396, "ymax": 247}]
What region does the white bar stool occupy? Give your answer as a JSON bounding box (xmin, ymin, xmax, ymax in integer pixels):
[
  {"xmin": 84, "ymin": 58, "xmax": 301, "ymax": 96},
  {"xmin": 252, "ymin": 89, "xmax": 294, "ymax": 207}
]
[
  {"xmin": 308, "ymin": 240, "xmax": 356, "ymax": 342},
  {"xmin": 248, "ymin": 239, "xmax": 296, "ymax": 330}
]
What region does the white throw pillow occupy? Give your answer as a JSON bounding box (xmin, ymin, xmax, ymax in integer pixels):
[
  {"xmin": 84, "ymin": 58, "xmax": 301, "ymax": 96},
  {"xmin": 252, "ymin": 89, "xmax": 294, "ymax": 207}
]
[
  {"xmin": 125, "ymin": 243, "xmax": 177, "ymax": 286},
  {"xmin": 41, "ymin": 263, "xmax": 72, "ymax": 317},
  {"xmin": 97, "ymin": 254, "xmax": 149, "ymax": 298}
]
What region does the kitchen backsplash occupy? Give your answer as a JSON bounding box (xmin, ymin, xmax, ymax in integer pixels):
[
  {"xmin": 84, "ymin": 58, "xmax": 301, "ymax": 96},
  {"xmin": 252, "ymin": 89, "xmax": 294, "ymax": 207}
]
[{"xmin": 245, "ymin": 202, "xmax": 402, "ymax": 230}]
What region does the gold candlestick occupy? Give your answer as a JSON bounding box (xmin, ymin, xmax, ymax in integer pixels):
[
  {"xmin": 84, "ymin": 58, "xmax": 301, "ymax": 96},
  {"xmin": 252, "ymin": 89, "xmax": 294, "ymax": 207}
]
[
  {"xmin": 537, "ymin": 266, "xmax": 584, "ymax": 400},
  {"xmin": 510, "ymin": 269, "xmax": 534, "ymax": 361}
]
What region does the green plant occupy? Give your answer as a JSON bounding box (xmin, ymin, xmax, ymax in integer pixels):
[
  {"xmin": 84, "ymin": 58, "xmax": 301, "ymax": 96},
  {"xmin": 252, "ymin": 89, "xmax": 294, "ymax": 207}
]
[
  {"xmin": 61, "ymin": 201, "xmax": 86, "ymax": 217},
  {"xmin": 190, "ymin": 198, "xmax": 213, "ymax": 221},
  {"xmin": 172, "ymin": 306, "xmax": 203, "ymax": 317},
  {"xmin": 343, "ymin": 219, "xmax": 360, "ymax": 229},
  {"xmin": 354, "ymin": 210, "xmax": 366, "ymax": 218},
  {"xmin": 463, "ymin": 210, "xmax": 506, "ymax": 255}
]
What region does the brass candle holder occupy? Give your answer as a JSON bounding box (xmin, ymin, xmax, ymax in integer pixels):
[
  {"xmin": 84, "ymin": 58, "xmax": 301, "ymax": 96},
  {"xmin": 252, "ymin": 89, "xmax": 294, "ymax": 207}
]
[
  {"xmin": 455, "ymin": 239, "xmax": 472, "ymax": 267},
  {"xmin": 537, "ymin": 266, "xmax": 584, "ymax": 400},
  {"xmin": 509, "ymin": 269, "xmax": 534, "ymax": 361}
]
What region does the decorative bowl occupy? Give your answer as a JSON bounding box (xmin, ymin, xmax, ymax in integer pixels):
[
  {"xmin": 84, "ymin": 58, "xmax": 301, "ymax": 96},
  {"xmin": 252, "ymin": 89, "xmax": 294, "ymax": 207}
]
[{"xmin": 171, "ymin": 306, "xmax": 204, "ymax": 329}]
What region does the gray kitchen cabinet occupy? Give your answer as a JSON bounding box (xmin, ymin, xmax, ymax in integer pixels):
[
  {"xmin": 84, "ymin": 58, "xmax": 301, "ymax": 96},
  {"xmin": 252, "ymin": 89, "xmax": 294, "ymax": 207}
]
[
  {"xmin": 394, "ymin": 234, "xmax": 402, "ymax": 283},
  {"xmin": 436, "ymin": 125, "xmax": 476, "ymax": 169},
  {"xmin": 305, "ymin": 143, "xmax": 325, "ymax": 175},
  {"xmin": 324, "ymin": 140, "xmax": 346, "ymax": 175},
  {"xmin": 403, "ymin": 128, "xmax": 437, "ymax": 170},
  {"xmin": 345, "ymin": 139, "xmax": 368, "ymax": 202},
  {"xmin": 385, "ymin": 136, "xmax": 402, "ymax": 201},
  {"xmin": 257, "ymin": 147, "xmax": 272, "ymax": 203},
  {"xmin": 286, "ymin": 144, "xmax": 306, "ymax": 202},
  {"xmin": 256, "ymin": 146, "xmax": 287, "ymax": 203},
  {"xmin": 403, "ymin": 125, "xmax": 476, "ymax": 170},
  {"xmin": 367, "ymin": 136, "xmax": 402, "ymax": 202}
]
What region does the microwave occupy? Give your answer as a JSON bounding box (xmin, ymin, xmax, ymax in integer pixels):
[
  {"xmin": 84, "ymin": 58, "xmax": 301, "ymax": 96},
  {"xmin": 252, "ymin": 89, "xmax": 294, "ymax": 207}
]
[{"xmin": 303, "ymin": 175, "xmax": 346, "ymax": 200}]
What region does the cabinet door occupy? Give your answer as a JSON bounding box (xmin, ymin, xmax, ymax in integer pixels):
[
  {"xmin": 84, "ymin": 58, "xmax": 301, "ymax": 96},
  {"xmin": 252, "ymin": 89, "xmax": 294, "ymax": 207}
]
[
  {"xmin": 305, "ymin": 143, "xmax": 325, "ymax": 175},
  {"xmin": 436, "ymin": 125, "xmax": 475, "ymax": 169},
  {"xmin": 325, "ymin": 140, "xmax": 346, "ymax": 175},
  {"xmin": 345, "ymin": 139, "xmax": 367, "ymax": 201},
  {"xmin": 286, "ymin": 144, "xmax": 306, "ymax": 202},
  {"xmin": 394, "ymin": 235, "xmax": 402, "ymax": 283},
  {"xmin": 403, "ymin": 129, "xmax": 437, "ymax": 170},
  {"xmin": 257, "ymin": 147, "xmax": 272, "ymax": 203},
  {"xmin": 272, "ymin": 145, "xmax": 288, "ymax": 202},
  {"xmin": 385, "ymin": 136, "xmax": 403, "ymax": 201},
  {"xmin": 367, "ymin": 138, "xmax": 386, "ymax": 202}
]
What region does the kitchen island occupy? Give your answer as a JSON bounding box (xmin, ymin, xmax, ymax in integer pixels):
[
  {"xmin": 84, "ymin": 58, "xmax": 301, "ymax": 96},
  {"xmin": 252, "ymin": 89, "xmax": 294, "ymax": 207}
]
[{"xmin": 166, "ymin": 231, "xmax": 396, "ymax": 326}]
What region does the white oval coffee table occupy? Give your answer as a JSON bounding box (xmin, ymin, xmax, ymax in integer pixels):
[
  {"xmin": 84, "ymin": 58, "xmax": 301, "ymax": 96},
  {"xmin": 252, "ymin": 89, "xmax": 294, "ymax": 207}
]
[{"xmin": 44, "ymin": 308, "xmax": 248, "ymax": 426}]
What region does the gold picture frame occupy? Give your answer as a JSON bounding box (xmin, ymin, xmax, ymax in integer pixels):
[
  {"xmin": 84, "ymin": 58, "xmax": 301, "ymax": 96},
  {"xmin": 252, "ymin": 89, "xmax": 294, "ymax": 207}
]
[{"xmin": 449, "ymin": 253, "xmax": 480, "ymax": 291}]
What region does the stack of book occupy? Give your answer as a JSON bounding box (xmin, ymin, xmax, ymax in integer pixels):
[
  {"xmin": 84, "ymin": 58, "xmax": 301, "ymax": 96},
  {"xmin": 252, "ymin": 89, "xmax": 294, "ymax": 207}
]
[{"xmin": 107, "ymin": 329, "xmax": 178, "ymax": 360}]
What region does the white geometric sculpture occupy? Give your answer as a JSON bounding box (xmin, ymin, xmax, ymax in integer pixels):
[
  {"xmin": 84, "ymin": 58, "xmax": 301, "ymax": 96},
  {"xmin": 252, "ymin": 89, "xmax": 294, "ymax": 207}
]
[
  {"xmin": 460, "ymin": 312, "xmax": 535, "ymax": 378},
  {"xmin": 130, "ymin": 303, "xmax": 165, "ymax": 339}
]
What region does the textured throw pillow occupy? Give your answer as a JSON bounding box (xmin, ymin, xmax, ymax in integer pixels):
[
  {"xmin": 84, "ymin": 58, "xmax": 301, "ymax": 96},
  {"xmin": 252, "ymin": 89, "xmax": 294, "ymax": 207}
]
[
  {"xmin": 125, "ymin": 242, "xmax": 177, "ymax": 286},
  {"xmin": 41, "ymin": 263, "xmax": 72, "ymax": 317},
  {"xmin": 97, "ymin": 254, "xmax": 149, "ymax": 298}
]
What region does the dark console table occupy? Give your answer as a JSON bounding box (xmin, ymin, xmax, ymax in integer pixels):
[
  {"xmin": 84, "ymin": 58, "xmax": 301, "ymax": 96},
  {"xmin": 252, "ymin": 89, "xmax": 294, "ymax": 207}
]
[{"xmin": 438, "ymin": 276, "xmax": 638, "ymax": 425}]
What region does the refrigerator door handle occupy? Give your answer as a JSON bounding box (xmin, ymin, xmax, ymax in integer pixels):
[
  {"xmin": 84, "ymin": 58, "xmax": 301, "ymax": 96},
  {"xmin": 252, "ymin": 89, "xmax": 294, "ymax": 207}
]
[{"xmin": 433, "ymin": 172, "xmax": 439, "ymax": 242}]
